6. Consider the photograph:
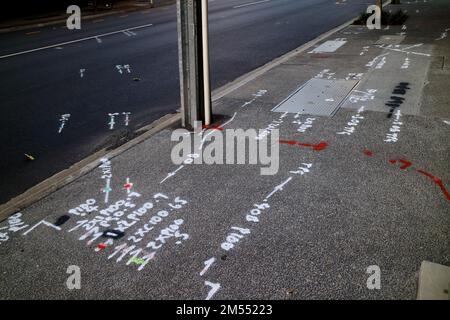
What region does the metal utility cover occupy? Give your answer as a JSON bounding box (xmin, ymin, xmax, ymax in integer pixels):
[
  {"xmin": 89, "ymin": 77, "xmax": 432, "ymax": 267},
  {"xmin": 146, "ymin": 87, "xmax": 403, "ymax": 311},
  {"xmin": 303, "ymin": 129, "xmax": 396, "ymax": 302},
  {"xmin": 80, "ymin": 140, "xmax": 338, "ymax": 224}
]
[
  {"xmin": 375, "ymin": 35, "xmax": 405, "ymax": 45},
  {"xmin": 272, "ymin": 78, "xmax": 358, "ymax": 116},
  {"xmin": 309, "ymin": 40, "xmax": 347, "ymax": 53}
]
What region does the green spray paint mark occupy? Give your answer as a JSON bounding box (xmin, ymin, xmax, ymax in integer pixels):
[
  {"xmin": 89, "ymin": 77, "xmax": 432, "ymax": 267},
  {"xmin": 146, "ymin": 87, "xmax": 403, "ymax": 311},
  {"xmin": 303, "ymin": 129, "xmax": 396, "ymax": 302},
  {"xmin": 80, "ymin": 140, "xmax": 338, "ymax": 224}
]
[{"xmin": 129, "ymin": 257, "xmax": 145, "ymax": 265}]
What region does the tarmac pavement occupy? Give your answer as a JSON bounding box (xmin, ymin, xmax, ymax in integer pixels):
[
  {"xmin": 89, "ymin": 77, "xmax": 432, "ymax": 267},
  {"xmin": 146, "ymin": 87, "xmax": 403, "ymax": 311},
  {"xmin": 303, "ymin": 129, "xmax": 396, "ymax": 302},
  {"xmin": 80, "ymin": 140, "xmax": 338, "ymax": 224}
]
[{"xmin": 0, "ymin": 0, "xmax": 448, "ymax": 300}]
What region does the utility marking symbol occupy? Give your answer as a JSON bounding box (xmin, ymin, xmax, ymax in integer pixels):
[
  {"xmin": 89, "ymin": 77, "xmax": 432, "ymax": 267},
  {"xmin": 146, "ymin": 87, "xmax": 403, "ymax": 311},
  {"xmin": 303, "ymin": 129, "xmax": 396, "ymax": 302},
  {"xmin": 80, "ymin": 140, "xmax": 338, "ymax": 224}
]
[{"xmin": 124, "ymin": 178, "xmax": 133, "ymax": 194}]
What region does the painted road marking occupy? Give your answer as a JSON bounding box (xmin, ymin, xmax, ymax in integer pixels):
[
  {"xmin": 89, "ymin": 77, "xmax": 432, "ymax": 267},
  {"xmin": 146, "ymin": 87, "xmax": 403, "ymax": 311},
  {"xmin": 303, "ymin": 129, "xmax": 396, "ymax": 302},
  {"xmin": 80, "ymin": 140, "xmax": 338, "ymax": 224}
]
[
  {"xmin": 233, "ymin": 0, "xmax": 271, "ymax": 9},
  {"xmin": 25, "ymin": 31, "xmax": 41, "ymax": 35},
  {"xmin": 0, "ymin": 23, "xmax": 153, "ymax": 59}
]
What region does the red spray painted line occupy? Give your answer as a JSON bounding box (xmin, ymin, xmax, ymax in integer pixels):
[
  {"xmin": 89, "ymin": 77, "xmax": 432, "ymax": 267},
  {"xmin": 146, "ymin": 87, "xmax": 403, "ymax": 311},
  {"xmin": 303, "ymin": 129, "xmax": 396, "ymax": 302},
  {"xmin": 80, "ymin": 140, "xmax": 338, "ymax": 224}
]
[
  {"xmin": 363, "ymin": 150, "xmax": 374, "ymax": 157},
  {"xmin": 389, "ymin": 159, "xmax": 412, "ymax": 170},
  {"xmin": 97, "ymin": 243, "xmax": 106, "ymax": 250},
  {"xmin": 279, "ymin": 139, "xmax": 328, "ymax": 151},
  {"xmin": 202, "ymin": 125, "xmax": 223, "ymax": 131},
  {"xmin": 123, "ymin": 183, "xmax": 133, "ymax": 190},
  {"xmin": 416, "ymin": 169, "xmax": 450, "ymax": 201}
]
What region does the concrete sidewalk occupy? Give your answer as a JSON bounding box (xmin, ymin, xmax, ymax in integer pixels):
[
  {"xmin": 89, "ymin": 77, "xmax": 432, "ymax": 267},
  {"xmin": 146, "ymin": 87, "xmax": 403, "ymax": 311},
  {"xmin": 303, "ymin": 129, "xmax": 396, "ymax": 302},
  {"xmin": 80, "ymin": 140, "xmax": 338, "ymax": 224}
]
[{"xmin": 0, "ymin": 0, "xmax": 449, "ymax": 299}]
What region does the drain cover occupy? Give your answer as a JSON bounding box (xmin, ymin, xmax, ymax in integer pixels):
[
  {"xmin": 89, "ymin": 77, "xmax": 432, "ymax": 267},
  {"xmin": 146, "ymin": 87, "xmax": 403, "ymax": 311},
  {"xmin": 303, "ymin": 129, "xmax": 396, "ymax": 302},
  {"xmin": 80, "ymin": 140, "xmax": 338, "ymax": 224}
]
[
  {"xmin": 272, "ymin": 78, "xmax": 359, "ymax": 116},
  {"xmin": 309, "ymin": 40, "xmax": 347, "ymax": 53}
]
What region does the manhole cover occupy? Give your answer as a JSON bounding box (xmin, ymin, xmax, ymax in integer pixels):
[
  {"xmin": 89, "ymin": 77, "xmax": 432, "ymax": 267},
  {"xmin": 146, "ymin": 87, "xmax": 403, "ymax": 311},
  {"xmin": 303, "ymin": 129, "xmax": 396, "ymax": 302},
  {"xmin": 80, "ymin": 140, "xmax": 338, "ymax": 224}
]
[{"xmin": 272, "ymin": 78, "xmax": 359, "ymax": 116}]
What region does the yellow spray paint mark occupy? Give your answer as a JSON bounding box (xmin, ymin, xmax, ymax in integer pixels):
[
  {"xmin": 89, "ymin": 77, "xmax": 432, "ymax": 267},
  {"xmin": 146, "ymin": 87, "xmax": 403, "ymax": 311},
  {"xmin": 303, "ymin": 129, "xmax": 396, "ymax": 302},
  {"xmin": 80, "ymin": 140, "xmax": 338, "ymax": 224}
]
[{"xmin": 24, "ymin": 153, "xmax": 35, "ymax": 161}]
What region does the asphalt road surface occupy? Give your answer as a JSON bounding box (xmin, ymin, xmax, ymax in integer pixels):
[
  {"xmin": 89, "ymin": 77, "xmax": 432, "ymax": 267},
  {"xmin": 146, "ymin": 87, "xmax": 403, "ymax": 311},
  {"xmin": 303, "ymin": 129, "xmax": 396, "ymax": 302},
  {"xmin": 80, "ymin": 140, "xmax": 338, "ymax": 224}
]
[{"xmin": 0, "ymin": 0, "xmax": 369, "ymax": 204}]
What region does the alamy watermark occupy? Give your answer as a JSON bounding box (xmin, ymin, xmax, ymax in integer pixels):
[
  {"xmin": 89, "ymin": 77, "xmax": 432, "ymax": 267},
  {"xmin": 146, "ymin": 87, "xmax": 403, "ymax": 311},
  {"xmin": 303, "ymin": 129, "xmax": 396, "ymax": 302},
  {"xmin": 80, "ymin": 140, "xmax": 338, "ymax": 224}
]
[
  {"xmin": 66, "ymin": 265, "xmax": 81, "ymax": 290},
  {"xmin": 366, "ymin": 5, "xmax": 381, "ymax": 30},
  {"xmin": 171, "ymin": 121, "xmax": 279, "ymax": 175},
  {"xmin": 67, "ymin": 5, "xmax": 81, "ymax": 30},
  {"xmin": 366, "ymin": 265, "xmax": 381, "ymax": 290}
]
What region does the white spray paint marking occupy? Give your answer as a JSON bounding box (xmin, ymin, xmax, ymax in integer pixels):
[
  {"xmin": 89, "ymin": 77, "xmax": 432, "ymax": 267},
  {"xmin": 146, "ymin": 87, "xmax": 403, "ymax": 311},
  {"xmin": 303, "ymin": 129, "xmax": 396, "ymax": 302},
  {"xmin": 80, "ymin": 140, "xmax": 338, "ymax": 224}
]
[
  {"xmin": 401, "ymin": 57, "xmax": 411, "ymax": 69},
  {"xmin": 443, "ymin": 120, "xmax": 450, "ymax": 125},
  {"xmin": 0, "ymin": 213, "xmax": 29, "ymax": 244},
  {"xmin": 255, "ymin": 112, "xmax": 288, "ymax": 141},
  {"xmin": 375, "ymin": 56, "xmax": 387, "ymax": 69},
  {"xmin": 337, "ymin": 106, "xmax": 365, "ymax": 136},
  {"xmin": 22, "ymin": 220, "xmax": 61, "ymax": 236},
  {"xmin": 116, "ymin": 64, "xmax": 131, "ymax": 74},
  {"xmin": 160, "ymin": 153, "xmax": 201, "ymax": 184},
  {"xmin": 366, "ymin": 53, "xmax": 390, "ymax": 68},
  {"xmin": 198, "ymin": 112, "xmax": 237, "ymax": 149},
  {"xmin": 403, "ymin": 43, "xmax": 424, "ymax": 51},
  {"xmin": 293, "ymin": 116, "xmax": 316, "ymax": 133},
  {"xmin": 58, "ymin": 114, "xmax": 71, "ymax": 133},
  {"xmin": 160, "ymin": 165, "xmax": 185, "ymax": 184},
  {"xmin": 123, "ymin": 112, "xmax": 131, "ymax": 126},
  {"xmin": 384, "ymin": 109, "xmax": 403, "ymax": 143},
  {"xmin": 205, "ymin": 281, "xmax": 221, "ymax": 300},
  {"xmin": 264, "ymin": 176, "xmax": 293, "ymax": 201},
  {"xmin": 289, "ymin": 163, "xmax": 313, "ymax": 175},
  {"xmin": 79, "ymin": 68, "xmax": 85, "ymax": 78},
  {"xmin": 314, "ymin": 69, "xmax": 336, "ymax": 79},
  {"xmin": 103, "ymin": 179, "xmax": 112, "ymax": 203},
  {"xmin": 108, "ymin": 113, "xmax": 119, "ymax": 129},
  {"xmin": 377, "ymin": 44, "xmax": 430, "ymax": 57},
  {"xmin": 99, "ymin": 158, "xmax": 112, "ymax": 203},
  {"xmin": 348, "ymin": 89, "xmax": 377, "ymax": 104},
  {"xmin": 95, "ymin": 36, "xmax": 102, "ymax": 43},
  {"xmin": 435, "ymin": 28, "xmax": 450, "ymax": 41},
  {"xmin": 68, "ymin": 199, "xmax": 98, "ymax": 217},
  {"xmin": 200, "ymin": 257, "xmax": 216, "ymax": 276},
  {"xmin": 345, "ymin": 73, "xmax": 364, "ymax": 81},
  {"xmin": 359, "ymin": 46, "xmax": 369, "ymax": 56},
  {"xmin": 240, "ymin": 89, "xmax": 268, "ymax": 108}
]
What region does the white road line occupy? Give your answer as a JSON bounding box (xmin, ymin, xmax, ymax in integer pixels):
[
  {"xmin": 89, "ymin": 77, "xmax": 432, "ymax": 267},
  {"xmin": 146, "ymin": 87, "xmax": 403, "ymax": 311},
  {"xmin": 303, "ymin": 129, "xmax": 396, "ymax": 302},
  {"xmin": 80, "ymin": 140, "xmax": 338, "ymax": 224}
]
[
  {"xmin": 233, "ymin": 0, "xmax": 271, "ymax": 9},
  {"xmin": 0, "ymin": 23, "xmax": 153, "ymax": 59}
]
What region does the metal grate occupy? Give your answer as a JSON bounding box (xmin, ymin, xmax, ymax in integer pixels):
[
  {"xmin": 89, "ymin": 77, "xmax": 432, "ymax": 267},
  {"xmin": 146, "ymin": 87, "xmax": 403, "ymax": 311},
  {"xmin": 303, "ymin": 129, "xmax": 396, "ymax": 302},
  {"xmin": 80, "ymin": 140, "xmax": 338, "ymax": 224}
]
[{"xmin": 271, "ymin": 78, "xmax": 359, "ymax": 116}]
